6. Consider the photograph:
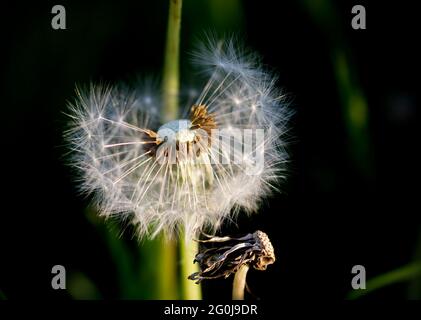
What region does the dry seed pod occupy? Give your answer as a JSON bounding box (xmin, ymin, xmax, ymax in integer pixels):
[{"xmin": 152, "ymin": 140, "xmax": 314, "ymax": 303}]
[{"xmin": 188, "ymin": 230, "xmax": 275, "ymax": 283}]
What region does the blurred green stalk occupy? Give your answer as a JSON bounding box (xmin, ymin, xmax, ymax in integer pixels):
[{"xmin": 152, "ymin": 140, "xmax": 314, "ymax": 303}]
[
  {"xmin": 153, "ymin": 0, "xmax": 185, "ymax": 300},
  {"xmin": 333, "ymin": 49, "xmax": 371, "ymax": 176},
  {"xmin": 155, "ymin": 234, "xmax": 178, "ymax": 299},
  {"xmin": 180, "ymin": 234, "xmax": 201, "ymax": 299},
  {"xmin": 161, "ymin": 0, "xmax": 201, "ymax": 300},
  {"xmin": 104, "ymin": 223, "xmax": 139, "ymax": 298},
  {"xmin": 301, "ymin": 0, "xmax": 372, "ymax": 176},
  {"xmin": 162, "ymin": 0, "xmax": 182, "ymax": 123},
  {"xmin": 347, "ymin": 262, "xmax": 421, "ymax": 300}
]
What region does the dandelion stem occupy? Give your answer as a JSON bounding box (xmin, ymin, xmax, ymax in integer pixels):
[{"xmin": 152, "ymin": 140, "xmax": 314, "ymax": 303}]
[
  {"xmin": 153, "ymin": 0, "xmax": 184, "ymax": 299},
  {"xmin": 161, "ymin": 0, "xmax": 201, "ymax": 300},
  {"xmin": 162, "ymin": 0, "xmax": 182, "ymax": 122},
  {"xmin": 232, "ymin": 264, "xmax": 249, "ymax": 300},
  {"xmin": 180, "ymin": 235, "xmax": 202, "ymax": 299},
  {"xmin": 156, "ymin": 234, "xmax": 178, "ymax": 299}
]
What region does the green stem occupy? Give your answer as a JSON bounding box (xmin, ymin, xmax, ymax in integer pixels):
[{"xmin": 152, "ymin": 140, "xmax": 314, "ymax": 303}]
[
  {"xmin": 180, "ymin": 235, "xmax": 202, "ymax": 299},
  {"xmin": 232, "ymin": 264, "xmax": 249, "ymax": 300},
  {"xmin": 347, "ymin": 262, "xmax": 421, "ymax": 300},
  {"xmin": 153, "ymin": 0, "xmax": 184, "ymax": 300},
  {"xmin": 156, "ymin": 234, "xmax": 178, "ymax": 299},
  {"xmin": 162, "ymin": 0, "xmax": 182, "ymax": 122}
]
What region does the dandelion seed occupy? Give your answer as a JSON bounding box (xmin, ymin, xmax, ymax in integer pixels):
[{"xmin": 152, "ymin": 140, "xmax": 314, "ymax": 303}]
[{"xmin": 65, "ymin": 38, "xmax": 290, "ymax": 240}]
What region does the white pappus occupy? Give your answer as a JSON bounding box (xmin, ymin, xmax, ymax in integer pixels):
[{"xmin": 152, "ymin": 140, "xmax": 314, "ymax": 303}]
[{"xmin": 65, "ymin": 38, "xmax": 291, "ymax": 240}]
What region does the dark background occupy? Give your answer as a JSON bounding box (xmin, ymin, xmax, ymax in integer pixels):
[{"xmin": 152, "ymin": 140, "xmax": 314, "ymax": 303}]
[{"xmin": 1, "ymin": 0, "xmax": 419, "ymax": 301}]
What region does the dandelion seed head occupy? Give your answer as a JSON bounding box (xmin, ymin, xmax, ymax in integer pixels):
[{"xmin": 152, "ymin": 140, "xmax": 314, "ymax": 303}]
[
  {"xmin": 66, "ymin": 38, "xmax": 291, "ymax": 240},
  {"xmin": 157, "ymin": 119, "xmax": 195, "ymax": 144}
]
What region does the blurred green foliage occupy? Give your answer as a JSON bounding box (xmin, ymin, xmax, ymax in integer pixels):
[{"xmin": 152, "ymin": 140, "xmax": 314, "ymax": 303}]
[
  {"xmin": 347, "ymin": 262, "xmax": 421, "ymax": 300},
  {"xmin": 61, "ymin": 0, "xmax": 417, "ymax": 300}
]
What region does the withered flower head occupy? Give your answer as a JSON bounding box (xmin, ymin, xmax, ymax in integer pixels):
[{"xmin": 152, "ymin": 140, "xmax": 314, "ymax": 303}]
[{"xmin": 188, "ymin": 230, "xmax": 275, "ymax": 283}]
